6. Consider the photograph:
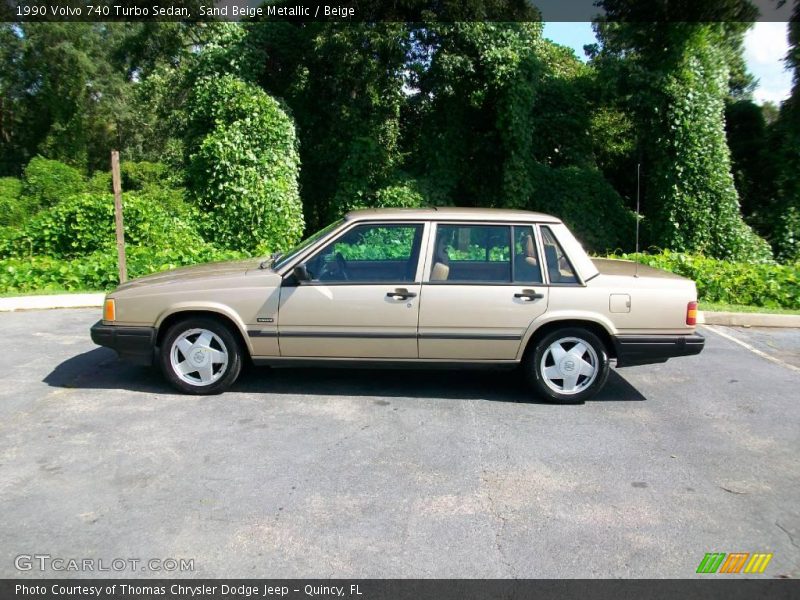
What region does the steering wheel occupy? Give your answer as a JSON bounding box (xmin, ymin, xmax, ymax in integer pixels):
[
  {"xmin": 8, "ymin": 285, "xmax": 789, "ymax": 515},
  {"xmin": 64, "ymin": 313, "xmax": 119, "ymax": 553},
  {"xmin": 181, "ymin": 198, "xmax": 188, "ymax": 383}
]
[{"xmin": 335, "ymin": 252, "xmax": 349, "ymax": 281}]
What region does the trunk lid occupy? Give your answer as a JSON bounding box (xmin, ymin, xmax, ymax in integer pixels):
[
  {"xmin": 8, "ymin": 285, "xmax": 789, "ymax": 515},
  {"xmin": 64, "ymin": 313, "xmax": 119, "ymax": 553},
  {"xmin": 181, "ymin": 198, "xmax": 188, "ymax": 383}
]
[{"xmin": 591, "ymin": 258, "xmax": 689, "ymax": 281}]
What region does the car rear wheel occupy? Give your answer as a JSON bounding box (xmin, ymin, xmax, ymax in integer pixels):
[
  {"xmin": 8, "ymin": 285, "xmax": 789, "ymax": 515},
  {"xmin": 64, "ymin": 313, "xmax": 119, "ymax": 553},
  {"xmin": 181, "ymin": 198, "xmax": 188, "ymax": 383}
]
[
  {"xmin": 525, "ymin": 327, "xmax": 609, "ymax": 404},
  {"xmin": 160, "ymin": 317, "xmax": 242, "ymax": 395}
]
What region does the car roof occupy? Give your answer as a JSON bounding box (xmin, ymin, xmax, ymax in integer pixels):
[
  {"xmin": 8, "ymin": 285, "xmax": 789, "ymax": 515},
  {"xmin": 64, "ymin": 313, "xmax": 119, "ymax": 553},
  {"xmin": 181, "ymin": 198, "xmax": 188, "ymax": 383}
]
[{"xmin": 344, "ymin": 207, "xmax": 562, "ymax": 223}]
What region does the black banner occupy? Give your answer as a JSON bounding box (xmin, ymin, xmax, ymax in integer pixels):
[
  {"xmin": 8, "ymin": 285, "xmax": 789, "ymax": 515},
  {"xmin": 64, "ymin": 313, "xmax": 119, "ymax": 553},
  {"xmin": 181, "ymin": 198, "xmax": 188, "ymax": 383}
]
[
  {"xmin": 1, "ymin": 0, "xmax": 796, "ymax": 23},
  {"xmin": 1, "ymin": 580, "xmax": 799, "ymax": 600}
]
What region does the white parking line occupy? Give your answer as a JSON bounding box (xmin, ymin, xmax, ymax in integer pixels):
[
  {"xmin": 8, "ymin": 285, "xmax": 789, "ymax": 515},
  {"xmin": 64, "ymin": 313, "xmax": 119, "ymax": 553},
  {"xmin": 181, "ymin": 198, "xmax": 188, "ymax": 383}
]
[{"xmin": 701, "ymin": 325, "xmax": 800, "ymax": 374}]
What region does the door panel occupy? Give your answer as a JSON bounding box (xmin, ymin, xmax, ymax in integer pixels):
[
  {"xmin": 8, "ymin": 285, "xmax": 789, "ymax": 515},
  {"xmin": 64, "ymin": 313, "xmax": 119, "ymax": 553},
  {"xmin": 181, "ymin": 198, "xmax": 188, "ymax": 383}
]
[
  {"xmin": 278, "ymin": 284, "xmax": 421, "ymax": 357},
  {"xmin": 418, "ymin": 223, "xmax": 548, "ymax": 360},
  {"xmin": 277, "ymin": 221, "xmax": 426, "ymax": 358},
  {"xmin": 418, "ymin": 285, "xmax": 548, "ymax": 359}
]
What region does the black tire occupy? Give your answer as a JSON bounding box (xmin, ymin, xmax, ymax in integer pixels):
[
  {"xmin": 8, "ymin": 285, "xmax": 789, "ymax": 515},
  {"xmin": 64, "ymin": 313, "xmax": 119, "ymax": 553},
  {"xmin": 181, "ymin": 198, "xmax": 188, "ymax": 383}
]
[
  {"xmin": 524, "ymin": 327, "xmax": 610, "ymax": 404},
  {"xmin": 159, "ymin": 317, "xmax": 242, "ymax": 395}
]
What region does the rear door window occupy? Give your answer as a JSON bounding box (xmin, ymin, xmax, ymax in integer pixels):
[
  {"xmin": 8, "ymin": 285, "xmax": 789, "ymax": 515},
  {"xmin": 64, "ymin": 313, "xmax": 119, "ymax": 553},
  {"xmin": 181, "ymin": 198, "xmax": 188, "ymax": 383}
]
[
  {"xmin": 513, "ymin": 225, "xmax": 543, "ymax": 284},
  {"xmin": 430, "ymin": 224, "xmax": 511, "ymax": 283}
]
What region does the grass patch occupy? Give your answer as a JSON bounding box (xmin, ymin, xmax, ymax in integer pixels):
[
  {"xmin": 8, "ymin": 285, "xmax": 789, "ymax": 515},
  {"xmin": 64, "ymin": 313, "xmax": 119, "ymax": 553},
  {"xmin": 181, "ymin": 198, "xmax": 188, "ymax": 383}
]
[
  {"xmin": 700, "ymin": 302, "xmax": 800, "ymax": 315},
  {"xmin": 0, "ymin": 288, "xmax": 103, "ymax": 298}
]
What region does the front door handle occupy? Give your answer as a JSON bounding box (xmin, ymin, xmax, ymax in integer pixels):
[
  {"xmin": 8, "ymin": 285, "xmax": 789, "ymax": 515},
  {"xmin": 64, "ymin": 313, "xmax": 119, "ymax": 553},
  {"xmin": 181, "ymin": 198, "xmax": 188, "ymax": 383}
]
[
  {"xmin": 514, "ymin": 289, "xmax": 544, "ymax": 301},
  {"xmin": 386, "ymin": 288, "xmax": 417, "ymax": 300}
]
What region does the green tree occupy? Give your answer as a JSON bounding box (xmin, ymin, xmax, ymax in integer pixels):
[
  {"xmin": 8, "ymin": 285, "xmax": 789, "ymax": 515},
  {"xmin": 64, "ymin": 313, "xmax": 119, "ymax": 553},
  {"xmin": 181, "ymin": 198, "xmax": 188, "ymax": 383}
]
[
  {"xmin": 404, "ymin": 23, "xmax": 633, "ymax": 251},
  {"xmin": 186, "ymin": 74, "xmax": 304, "ymax": 253},
  {"xmin": 0, "ymin": 22, "xmax": 204, "ymax": 177},
  {"xmin": 246, "ymin": 22, "xmax": 413, "ymax": 229},
  {"xmin": 0, "ymin": 24, "xmax": 25, "ymax": 176},
  {"xmin": 0, "ymin": 24, "xmax": 133, "ymax": 173},
  {"xmin": 594, "ymin": 2, "xmax": 771, "ymax": 261},
  {"xmin": 21, "ymin": 156, "xmax": 86, "ymax": 209},
  {"xmin": 768, "ymin": 1, "xmax": 800, "ymax": 261},
  {"xmin": 725, "ymin": 99, "xmax": 773, "ymax": 227}
]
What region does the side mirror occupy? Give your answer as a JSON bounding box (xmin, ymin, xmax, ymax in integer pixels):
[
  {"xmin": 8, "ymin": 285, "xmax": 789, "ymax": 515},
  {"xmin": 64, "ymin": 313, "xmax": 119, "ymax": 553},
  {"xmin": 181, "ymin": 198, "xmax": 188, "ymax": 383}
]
[{"xmin": 292, "ymin": 263, "xmax": 311, "ymax": 283}]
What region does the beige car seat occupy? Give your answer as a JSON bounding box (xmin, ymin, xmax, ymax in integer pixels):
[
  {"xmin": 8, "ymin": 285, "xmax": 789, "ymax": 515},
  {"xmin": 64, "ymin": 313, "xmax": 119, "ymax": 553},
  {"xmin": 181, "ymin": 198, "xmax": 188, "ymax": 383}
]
[
  {"xmin": 523, "ymin": 233, "xmax": 538, "ymax": 266},
  {"xmin": 431, "ymin": 235, "xmax": 450, "ymax": 281}
]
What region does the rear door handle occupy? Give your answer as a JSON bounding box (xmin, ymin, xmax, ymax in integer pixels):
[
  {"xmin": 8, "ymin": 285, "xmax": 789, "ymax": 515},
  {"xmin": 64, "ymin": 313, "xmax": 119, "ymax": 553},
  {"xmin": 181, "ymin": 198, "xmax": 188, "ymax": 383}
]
[
  {"xmin": 514, "ymin": 289, "xmax": 544, "ymax": 301},
  {"xmin": 387, "ymin": 288, "xmax": 417, "ymax": 300}
]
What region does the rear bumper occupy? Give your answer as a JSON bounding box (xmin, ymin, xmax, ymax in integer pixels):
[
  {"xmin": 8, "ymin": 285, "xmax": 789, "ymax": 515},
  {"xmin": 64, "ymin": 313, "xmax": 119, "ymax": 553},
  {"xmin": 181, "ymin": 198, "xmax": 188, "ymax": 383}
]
[
  {"xmin": 90, "ymin": 320, "xmax": 156, "ymax": 366},
  {"xmin": 613, "ymin": 332, "xmax": 705, "ymax": 367}
]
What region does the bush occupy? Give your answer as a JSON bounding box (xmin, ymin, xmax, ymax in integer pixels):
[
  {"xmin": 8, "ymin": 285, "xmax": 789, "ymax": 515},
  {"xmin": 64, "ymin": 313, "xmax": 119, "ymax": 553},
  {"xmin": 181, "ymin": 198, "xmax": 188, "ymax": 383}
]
[
  {"xmin": 0, "ymin": 245, "xmax": 245, "ymax": 294},
  {"xmin": 0, "ymin": 177, "xmax": 37, "ymax": 227},
  {"xmin": 186, "ymin": 75, "xmax": 304, "ymax": 254},
  {"xmin": 338, "ymin": 178, "xmax": 428, "ymax": 215},
  {"xmin": 86, "ymin": 162, "xmax": 187, "ymax": 214},
  {"xmin": 86, "ymin": 171, "xmax": 112, "ymax": 194},
  {"xmin": 0, "ymin": 179, "xmax": 248, "ymax": 294},
  {"xmin": 0, "ymin": 190, "xmax": 206, "ymax": 259},
  {"xmin": 773, "ymin": 206, "xmax": 800, "ymax": 264},
  {"xmin": 613, "ymin": 250, "xmax": 799, "ymax": 310},
  {"xmin": 525, "ymin": 164, "xmax": 637, "ymax": 254},
  {"xmin": 121, "ymin": 161, "xmax": 173, "ymax": 191},
  {"xmin": 371, "ymin": 180, "xmax": 427, "ymax": 209},
  {"xmin": 21, "ymin": 156, "xmax": 85, "ymax": 209},
  {"xmin": 87, "ymin": 162, "xmax": 172, "ymax": 193}
]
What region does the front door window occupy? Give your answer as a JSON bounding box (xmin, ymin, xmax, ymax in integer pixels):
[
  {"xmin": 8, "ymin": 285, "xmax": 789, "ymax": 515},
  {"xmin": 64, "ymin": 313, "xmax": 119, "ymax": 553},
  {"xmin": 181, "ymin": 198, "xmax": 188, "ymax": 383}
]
[{"xmin": 306, "ymin": 223, "xmax": 424, "ymax": 283}]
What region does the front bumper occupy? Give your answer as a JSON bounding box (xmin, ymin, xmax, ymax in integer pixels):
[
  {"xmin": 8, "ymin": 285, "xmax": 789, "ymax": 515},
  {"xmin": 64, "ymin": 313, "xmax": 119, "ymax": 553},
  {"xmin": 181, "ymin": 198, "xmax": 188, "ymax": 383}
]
[
  {"xmin": 90, "ymin": 320, "xmax": 156, "ymax": 366},
  {"xmin": 613, "ymin": 332, "xmax": 705, "ymax": 367}
]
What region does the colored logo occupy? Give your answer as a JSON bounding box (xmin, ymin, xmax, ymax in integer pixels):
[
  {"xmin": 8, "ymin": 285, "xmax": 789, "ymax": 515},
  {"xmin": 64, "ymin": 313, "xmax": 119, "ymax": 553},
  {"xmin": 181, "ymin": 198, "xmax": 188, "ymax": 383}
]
[{"xmin": 696, "ymin": 552, "xmax": 773, "ymax": 574}]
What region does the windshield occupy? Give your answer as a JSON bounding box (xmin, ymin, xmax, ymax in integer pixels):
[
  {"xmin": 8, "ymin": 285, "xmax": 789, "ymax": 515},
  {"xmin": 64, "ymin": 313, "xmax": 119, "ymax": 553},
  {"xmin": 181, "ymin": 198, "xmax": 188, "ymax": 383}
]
[{"xmin": 269, "ymin": 219, "xmax": 345, "ymax": 271}]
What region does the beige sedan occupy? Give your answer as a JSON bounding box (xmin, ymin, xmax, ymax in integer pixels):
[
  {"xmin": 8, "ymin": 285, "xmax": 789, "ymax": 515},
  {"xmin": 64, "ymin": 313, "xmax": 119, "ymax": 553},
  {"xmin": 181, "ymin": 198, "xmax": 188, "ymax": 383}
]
[{"xmin": 91, "ymin": 208, "xmax": 704, "ymax": 402}]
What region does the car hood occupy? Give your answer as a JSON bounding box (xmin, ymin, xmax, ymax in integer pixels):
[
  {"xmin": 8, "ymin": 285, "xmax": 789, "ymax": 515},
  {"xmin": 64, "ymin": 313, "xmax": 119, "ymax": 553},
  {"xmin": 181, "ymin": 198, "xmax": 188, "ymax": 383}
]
[{"xmin": 114, "ymin": 258, "xmax": 264, "ymax": 291}]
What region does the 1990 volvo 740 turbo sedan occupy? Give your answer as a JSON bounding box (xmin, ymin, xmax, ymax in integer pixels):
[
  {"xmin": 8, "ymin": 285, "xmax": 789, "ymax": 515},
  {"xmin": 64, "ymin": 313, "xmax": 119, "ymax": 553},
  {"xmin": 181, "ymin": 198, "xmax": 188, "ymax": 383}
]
[{"xmin": 91, "ymin": 208, "xmax": 704, "ymax": 402}]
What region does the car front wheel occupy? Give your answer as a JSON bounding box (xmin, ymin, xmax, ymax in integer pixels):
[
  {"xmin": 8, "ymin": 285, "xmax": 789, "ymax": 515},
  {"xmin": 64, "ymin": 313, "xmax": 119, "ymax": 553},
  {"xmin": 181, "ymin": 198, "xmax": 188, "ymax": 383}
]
[
  {"xmin": 525, "ymin": 327, "xmax": 610, "ymax": 404},
  {"xmin": 160, "ymin": 317, "xmax": 242, "ymax": 395}
]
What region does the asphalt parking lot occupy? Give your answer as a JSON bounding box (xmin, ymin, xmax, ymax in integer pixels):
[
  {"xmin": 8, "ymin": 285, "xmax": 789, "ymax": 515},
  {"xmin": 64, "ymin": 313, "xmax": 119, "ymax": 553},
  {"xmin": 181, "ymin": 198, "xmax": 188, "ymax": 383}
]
[{"xmin": 1, "ymin": 308, "xmax": 798, "ymax": 578}]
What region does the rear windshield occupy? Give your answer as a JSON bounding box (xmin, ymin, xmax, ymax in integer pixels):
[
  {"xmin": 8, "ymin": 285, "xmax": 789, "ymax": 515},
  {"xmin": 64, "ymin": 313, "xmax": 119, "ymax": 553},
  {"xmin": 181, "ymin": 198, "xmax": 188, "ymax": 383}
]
[{"xmin": 547, "ymin": 223, "xmax": 598, "ymax": 281}]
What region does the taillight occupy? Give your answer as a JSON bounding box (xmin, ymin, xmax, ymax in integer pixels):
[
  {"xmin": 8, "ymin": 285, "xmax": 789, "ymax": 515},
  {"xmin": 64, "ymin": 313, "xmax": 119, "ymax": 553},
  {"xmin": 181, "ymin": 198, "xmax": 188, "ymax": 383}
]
[
  {"xmin": 104, "ymin": 298, "xmax": 116, "ymax": 322},
  {"xmin": 686, "ymin": 301, "xmax": 698, "ymax": 326}
]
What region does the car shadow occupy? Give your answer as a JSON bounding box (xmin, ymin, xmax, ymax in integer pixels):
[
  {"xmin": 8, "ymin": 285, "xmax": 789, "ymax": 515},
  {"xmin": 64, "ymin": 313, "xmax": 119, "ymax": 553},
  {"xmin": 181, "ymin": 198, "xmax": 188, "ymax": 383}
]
[{"xmin": 44, "ymin": 348, "xmax": 647, "ymax": 404}]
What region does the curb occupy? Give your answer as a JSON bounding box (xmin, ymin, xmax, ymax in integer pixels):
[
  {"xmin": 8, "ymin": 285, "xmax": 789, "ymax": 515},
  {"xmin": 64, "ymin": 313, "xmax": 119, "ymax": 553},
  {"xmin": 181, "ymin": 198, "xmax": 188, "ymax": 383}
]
[
  {"xmin": 698, "ymin": 311, "xmax": 800, "ymax": 328},
  {"xmin": 0, "ymin": 293, "xmax": 105, "ymax": 312}
]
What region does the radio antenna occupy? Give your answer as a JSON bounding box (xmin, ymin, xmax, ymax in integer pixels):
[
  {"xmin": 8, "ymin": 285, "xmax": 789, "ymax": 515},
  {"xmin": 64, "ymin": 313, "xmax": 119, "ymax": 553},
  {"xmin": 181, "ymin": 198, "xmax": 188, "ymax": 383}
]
[{"xmin": 634, "ymin": 163, "xmax": 641, "ymax": 278}]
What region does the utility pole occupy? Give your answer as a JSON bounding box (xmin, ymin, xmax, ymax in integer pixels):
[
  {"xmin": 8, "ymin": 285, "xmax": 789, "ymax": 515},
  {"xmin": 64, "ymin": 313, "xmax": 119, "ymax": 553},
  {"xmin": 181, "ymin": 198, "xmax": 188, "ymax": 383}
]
[{"xmin": 111, "ymin": 150, "xmax": 127, "ymax": 283}]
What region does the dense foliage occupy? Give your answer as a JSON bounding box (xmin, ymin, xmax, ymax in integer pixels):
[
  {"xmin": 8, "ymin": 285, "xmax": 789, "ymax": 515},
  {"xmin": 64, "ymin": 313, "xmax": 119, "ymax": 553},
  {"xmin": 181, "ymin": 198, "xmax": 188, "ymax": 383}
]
[
  {"xmin": 593, "ymin": 6, "xmax": 770, "ymax": 262},
  {"xmin": 0, "ymin": 245, "xmax": 243, "ymax": 294},
  {"xmin": 0, "ymin": 177, "xmax": 24, "ymax": 227},
  {"xmin": 248, "ymin": 22, "xmax": 413, "ymax": 228},
  {"xmin": 768, "ymin": 1, "xmax": 800, "ymax": 262},
  {"xmin": 21, "ymin": 156, "xmax": 86, "ymax": 210},
  {"xmin": 0, "ymin": 191, "xmax": 202, "ymax": 259},
  {"xmin": 614, "ymin": 251, "xmax": 799, "ymax": 310},
  {"xmin": 404, "ymin": 22, "xmax": 637, "ymax": 251},
  {"xmin": 0, "ymin": 10, "xmax": 798, "ymax": 302},
  {"xmin": 186, "ymin": 74, "xmax": 304, "ymax": 253},
  {"xmin": 0, "ymin": 159, "xmax": 243, "ymax": 292}
]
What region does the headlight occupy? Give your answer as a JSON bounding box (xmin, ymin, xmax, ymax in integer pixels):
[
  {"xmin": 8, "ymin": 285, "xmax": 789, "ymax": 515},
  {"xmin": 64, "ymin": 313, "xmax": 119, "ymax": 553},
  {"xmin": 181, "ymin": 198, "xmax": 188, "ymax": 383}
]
[{"xmin": 103, "ymin": 298, "xmax": 116, "ymax": 322}]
